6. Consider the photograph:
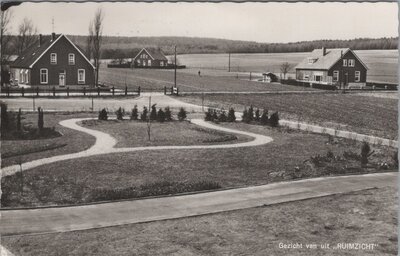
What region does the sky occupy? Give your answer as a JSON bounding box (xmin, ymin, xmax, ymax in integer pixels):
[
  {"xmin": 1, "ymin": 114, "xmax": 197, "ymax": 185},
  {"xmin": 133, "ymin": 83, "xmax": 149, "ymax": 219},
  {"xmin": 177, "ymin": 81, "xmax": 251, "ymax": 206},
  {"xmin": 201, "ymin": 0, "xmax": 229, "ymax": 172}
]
[{"xmin": 6, "ymin": 2, "xmax": 398, "ymax": 43}]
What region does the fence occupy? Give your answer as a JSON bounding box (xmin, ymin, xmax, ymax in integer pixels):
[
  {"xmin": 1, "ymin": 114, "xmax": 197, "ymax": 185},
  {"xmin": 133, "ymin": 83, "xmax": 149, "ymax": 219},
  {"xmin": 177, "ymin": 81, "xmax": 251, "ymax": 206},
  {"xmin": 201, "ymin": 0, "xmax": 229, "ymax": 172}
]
[
  {"xmin": 0, "ymin": 85, "xmax": 181, "ymax": 98},
  {"xmin": 281, "ymin": 79, "xmax": 398, "ymax": 91}
]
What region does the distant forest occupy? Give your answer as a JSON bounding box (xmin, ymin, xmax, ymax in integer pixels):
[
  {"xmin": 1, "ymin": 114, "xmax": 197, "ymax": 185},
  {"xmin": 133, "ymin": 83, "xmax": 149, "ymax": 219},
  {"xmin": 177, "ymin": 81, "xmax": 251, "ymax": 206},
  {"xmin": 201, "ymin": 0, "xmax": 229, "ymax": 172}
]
[{"xmin": 6, "ymin": 35, "xmax": 398, "ymax": 59}]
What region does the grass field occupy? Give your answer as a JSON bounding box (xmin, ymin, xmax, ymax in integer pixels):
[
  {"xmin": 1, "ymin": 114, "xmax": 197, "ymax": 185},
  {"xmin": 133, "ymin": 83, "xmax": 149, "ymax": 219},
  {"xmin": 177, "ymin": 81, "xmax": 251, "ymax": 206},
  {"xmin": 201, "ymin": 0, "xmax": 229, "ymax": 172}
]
[
  {"xmin": 81, "ymin": 119, "xmax": 250, "ymax": 147},
  {"xmin": 179, "ymin": 93, "xmax": 398, "ymax": 139},
  {"xmin": 2, "ymin": 121, "xmax": 395, "ymax": 207},
  {"xmin": 98, "ymin": 66, "xmax": 317, "ymax": 92},
  {"xmin": 176, "ymin": 50, "xmax": 398, "ymax": 84},
  {"xmin": 3, "ymin": 186, "xmax": 396, "ymax": 256},
  {"xmin": 1, "ymin": 112, "xmax": 96, "ymax": 168}
]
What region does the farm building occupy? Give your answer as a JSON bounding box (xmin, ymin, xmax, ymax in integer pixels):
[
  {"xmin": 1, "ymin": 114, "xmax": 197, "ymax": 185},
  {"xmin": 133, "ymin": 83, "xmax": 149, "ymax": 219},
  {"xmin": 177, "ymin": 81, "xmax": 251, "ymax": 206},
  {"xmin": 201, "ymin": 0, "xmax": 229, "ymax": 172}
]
[
  {"xmin": 10, "ymin": 33, "xmax": 95, "ymax": 88},
  {"xmin": 295, "ymin": 48, "xmax": 368, "ymax": 88},
  {"xmin": 131, "ymin": 48, "xmax": 168, "ymax": 68},
  {"xmin": 262, "ymin": 72, "xmax": 278, "ymax": 83}
]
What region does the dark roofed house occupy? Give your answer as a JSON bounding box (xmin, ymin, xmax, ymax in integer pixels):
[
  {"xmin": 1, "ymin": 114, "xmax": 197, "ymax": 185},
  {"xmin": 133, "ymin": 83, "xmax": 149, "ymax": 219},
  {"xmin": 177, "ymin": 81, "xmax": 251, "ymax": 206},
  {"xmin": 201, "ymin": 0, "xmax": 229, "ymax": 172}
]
[
  {"xmin": 295, "ymin": 47, "xmax": 368, "ymax": 88},
  {"xmin": 131, "ymin": 48, "xmax": 168, "ymax": 68},
  {"xmin": 10, "ymin": 33, "xmax": 95, "ymax": 88}
]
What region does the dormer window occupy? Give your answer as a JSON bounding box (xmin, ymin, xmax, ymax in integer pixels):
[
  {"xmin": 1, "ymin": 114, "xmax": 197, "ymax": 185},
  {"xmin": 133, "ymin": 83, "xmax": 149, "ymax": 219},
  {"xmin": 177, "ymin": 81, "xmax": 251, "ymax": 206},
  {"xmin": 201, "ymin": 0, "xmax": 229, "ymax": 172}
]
[
  {"xmin": 348, "ymin": 59, "xmax": 355, "ymax": 67},
  {"xmin": 69, "ymin": 53, "xmax": 75, "ymax": 65},
  {"xmin": 50, "ymin": 53, "xmax": 57, "ymax": 64},
  {"xmin": 308, "ymin": 57, "xmax": 316, "ymax": 64}
]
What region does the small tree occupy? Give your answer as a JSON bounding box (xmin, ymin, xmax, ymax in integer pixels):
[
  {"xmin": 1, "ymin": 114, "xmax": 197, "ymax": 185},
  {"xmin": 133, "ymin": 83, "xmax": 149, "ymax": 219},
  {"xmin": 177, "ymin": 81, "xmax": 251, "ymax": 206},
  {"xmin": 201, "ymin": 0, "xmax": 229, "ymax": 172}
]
[
  {"xmin": 242, "ymin": 108, "xmax": 249, "ymax": 123},
  {"xmin": 164, "ymin": 106, "xmax": 172, "ymax": 121},
  {"xmin": 38, "ymin": 107, "xmax": 44, "ymax": 130},
  {"xmin": 17, "ymin": 108, "xmax": 22, "ymax": 131},
  {"xmin": 177, "ymin": 107, "xmax": 187, "ymax": 121},
  {"xmin": 157, "ymin": 108, "xmax": 166, "ymax": 122},
  {"xmin": 360, "ymin": 141, "xmax": 374, "ymax": 167},
  {"xmin": 255, "ymin": 108, "xmax": 260, "ymax": 122},
  {"xmin": 150, "ymin": 104, "xmax": 157, "ymax": 120},
  {"xmin": 218, "ymin": 109, "xmax": 227, "ymax": 122},
  {"xmin": 1, "ymin": 103, "xmax": 9, "ymax": 131},
  {"xmin": 141, "ymin": 106, "xmax": 148, "ymax": 121},
  {"xmin": 280, "ymin": 62, "xmax": 292, "ymax": 80},
  {"xmin": 98, "ymin": 108, "xmax": 108, "ymax": 120},
  {"xmin": 260, "ymin": 109, "xmax": 269, "ymax": 125},
  {"xmin": 131, "ymin": 105, "xmax": 138, "ymax": 120},
  {"xmin": 269, "ymin": 111, "xmax": 279, "ymax": 127},
  {"xmin": 115, "ymin": 107, "xmax": 124, "ymax": 120},
  {"xmin": 227, "ymin": 107, "xmax": 236, "ymax": 122},
  {"xmin": 205, "ymin": 108, "xmax": 213, "ymax": 121},
  {"xmin": 248, "ymin": 105, "xmax": 254, "ymax": 122}
]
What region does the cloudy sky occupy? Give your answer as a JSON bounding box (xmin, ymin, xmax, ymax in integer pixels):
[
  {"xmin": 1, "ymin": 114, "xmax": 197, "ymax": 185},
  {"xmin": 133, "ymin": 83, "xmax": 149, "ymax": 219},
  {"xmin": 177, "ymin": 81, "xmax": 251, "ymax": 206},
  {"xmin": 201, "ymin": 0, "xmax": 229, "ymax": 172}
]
[{"xmin": 7, "ymin": 2, "xmax": 398, "ymax": 43}]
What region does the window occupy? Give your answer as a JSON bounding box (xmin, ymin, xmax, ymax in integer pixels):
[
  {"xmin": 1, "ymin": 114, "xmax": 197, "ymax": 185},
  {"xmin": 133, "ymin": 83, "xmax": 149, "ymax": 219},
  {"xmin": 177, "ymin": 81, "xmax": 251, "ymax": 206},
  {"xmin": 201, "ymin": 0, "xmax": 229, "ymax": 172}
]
[
  {"xmin": 148, "ymin": 60, "xmax": 151, "ymax": 66},
  {"xmin": 50, "ymin": 53, "xmax": 57, "ymax": 64},
  {"xmin": 333, "ymin": 71, "xmax": 339, "ymax": 82},
  {"xmin": 348, "ymin": 59, "xmax": 355, "ymax": 67},
  {"xmin": 20, "ymin": 70, "xmax": 24, "ymax": 83},
  {"xmin": 343, "ymin": 59, "xmax": 347, "ymax": 67},
  {"xmin": 25, "ymin": 70, "xmax": 29, "ymax": 83},
  {"xmin": 160, "ymin": 61, "xmax": 164, "ymax": 67},
  {"xmin": 303, "ymin": 74, "xmax": 309, "ymax": 80},
  {"xmin": 78, "ymin": 69, "xmax": 85, "ymax": 84},
  {"xmin": 68, "ymin": 54, "xmax": 75, "ymax": 65},
  {"xmin": 40, "ymin": 69, "xmax": 48, "ymax": 84},
  {"xmin": 355, "ymin": 71, "xmax": 360, "ymax": 82}
]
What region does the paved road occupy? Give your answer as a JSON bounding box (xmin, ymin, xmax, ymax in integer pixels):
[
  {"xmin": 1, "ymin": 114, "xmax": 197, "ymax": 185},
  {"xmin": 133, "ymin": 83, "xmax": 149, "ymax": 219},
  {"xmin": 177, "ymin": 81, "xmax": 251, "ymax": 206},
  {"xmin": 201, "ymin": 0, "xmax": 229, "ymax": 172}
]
[
  {"xmin": 1, "ymin": 172, "xmax": 396, "ymax": 236},
  {"xmin": 1, "ymin": 117, "xmax": 273, "ymax": 177}
]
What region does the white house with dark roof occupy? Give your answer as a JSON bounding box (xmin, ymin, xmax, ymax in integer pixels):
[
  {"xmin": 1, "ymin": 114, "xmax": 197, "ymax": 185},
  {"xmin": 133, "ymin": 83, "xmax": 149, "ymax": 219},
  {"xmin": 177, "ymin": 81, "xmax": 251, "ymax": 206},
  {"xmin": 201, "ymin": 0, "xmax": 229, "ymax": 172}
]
[
  {"xmin": 131, "ymin": 48, "xmax": 168, "ymax": 68},
  {"xmin": 295, "ymin": 48, "xmax": 368, "ymax": 88}
]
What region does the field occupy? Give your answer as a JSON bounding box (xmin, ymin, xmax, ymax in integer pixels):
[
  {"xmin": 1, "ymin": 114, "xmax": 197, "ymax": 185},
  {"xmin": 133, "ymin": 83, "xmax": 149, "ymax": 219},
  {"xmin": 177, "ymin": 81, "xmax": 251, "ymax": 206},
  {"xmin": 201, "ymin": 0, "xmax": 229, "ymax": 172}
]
[
  {"xmin": 2, "ymin": 120, "xmax": 395, "ymax": 207},
  {"xmin": 179, "ymin": 93, "xmax": 398, "ymax": 139},
  {"xmin": 175, "ymin": 50, "xmax": 398, "ymax": 84},
  {"xmin": 2, "ymin": 186, "xmax": 396, "ymax": 256}
]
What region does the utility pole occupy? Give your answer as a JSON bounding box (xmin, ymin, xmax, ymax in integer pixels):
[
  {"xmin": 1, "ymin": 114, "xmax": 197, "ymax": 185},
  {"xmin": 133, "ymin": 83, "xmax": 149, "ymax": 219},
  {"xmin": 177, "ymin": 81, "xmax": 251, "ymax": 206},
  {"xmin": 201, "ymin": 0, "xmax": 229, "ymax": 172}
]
[
  {"xmin": 228, "ymin": 52, "xmax": 231, "ymax": 72},
  {"xmin": 174, "ymin": 45, "xmax": 177, "ymax": 87},
  {"xmin": 0, "ymin": 10, "xmax": 4, "ymax": 89}
]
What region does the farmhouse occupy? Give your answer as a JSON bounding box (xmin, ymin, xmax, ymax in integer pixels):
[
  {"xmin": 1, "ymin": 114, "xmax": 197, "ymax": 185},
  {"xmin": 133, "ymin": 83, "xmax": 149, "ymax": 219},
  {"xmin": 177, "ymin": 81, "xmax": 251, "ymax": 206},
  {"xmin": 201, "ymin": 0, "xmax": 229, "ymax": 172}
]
[
  {"xmin": 10, "ymin": 33, "xmax": 95, "ymax": 87},
  {"xmin": 131, "ymin": 48, "xmax": 168, "ymax": 68},
  {"xmin": 295, "ymin": 48, "xmax": 368, "ymax": 88}
]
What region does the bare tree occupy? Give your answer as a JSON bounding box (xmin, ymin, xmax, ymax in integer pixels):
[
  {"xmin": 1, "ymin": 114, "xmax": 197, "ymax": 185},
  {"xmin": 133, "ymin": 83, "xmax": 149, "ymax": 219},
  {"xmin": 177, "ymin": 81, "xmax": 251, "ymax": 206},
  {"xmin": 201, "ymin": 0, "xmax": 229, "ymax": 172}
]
[
  {"xmin": 86, "ymin": 27, "xmax": 93, "ymax": 61},
  {"xmin": 1, "ymin": 9, "xmax": 12, "ymax": 86},
  {"xmin": 15, "ymin": 18, "xmax": 37, "ymax": 56},
  {"xmin": 88, "ymin": 8, "xmax": 104, "ymax": 87},
  {"xmin": 280, "ymin": 62, "xmax": 292, "ymax": 80}
]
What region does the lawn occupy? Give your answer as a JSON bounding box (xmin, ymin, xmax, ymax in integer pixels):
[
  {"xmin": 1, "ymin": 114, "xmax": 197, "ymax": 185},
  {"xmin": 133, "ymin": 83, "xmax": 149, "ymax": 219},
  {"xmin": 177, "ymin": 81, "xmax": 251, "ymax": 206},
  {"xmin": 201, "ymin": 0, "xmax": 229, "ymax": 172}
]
[
  {"xmin": 2, "ymin": 121, "xmax": 396, "ymax": 207},
  {"xmin": 2, "ymin": 186, "xmax": 396, "ymax": 255},
  {"xmin": 178, "ymin": 93, "xmax": 398, "ymax": 139},
  {"xmin": 81, "ymin": 119, "xmax": 250, "ymax": 147},
  {"xmin": 1, "ymin": 112, "xmax": 96, "ymax": 168},
  {"xmin": 99, "ymin": 66, "xmax": 317, "ymax": 92}
]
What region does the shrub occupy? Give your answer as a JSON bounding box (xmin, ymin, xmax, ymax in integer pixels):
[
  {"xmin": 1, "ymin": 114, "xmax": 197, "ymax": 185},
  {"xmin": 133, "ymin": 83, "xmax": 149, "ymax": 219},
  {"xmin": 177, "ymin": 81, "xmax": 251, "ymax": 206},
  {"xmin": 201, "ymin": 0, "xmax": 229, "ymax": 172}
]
[
  {"xmin": 360, "ymin": 141, "xmax": 374, "ymax": 167},
  {"xmin": 150, "ymin": 104, "xmax": 157, "ymax": 120},
  {"xmin": 157, "ymin": 108, "xmax": 166, "ymax": 122},
  {"xmin": 242, "ymin": 108, "xmax": 249, "ymax": 123},
  {"xmin": 248, "ymin": 105, "xmax": 254, "ymax": 122},
  {"xmin": 212, "ymin": 109, "xmax": 218, "ymax": 121},
  {"xmin": 131, "ymin": 105, "xmax": 138, "ymax": 120},
  {"xmin": 115, "ymin": 107, "xmax": 124, "ymax": 120},
  {"xmin": 98, "ymin": 108, "xmax": 108, "ymax": 120},
  {"xmin": 205, "ymin": 108, "xmax": 213, "ymax": 121},
  {"xmin": 177, "ymin": 107, "xmax": 187, "ymax": 121},
  {"xmin": 260, "ymin": 109, "xmax": 269, "ymax": 125},
  {"xmin": 218, "ymin": 109, "xmax": 227, "ymax": 122},
  {"xmin": 255, "ymin": 108, "xmax": 260, "ymax": 122},
  {"xmin": 227, "ymin": 107, "xmax": 236, "ymax": 122},
  {"xmin": 269, "ymin": 111, "xmax": 279, "ymax": 127},
  {"xmin": 17, "ymin": 108, "xmax": 22, "ymax": 131},
  {"xmin": 392, "ymin": 150, "xmax": 398, "ymax": 168},
  {"xmin": 1, "ymin": 103, "xmax": 9, "ymax": 131},
  {"xmin": 141, "ymin": 106, "xmax": 148, "ymax": 121},
  {"xmin": 164, "ymin": 106, "xmax": 172, "ymax": 121},
  {"xmin": 38, "ymin": 107, "xmax": 44, "ymax": 130}
]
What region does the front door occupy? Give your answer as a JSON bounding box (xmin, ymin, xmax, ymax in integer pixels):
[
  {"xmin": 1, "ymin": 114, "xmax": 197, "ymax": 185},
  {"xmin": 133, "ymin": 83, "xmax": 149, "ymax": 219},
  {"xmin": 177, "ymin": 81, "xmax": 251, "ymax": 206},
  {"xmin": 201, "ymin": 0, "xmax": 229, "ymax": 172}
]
[{"xmin": 59, "ymin": 73, "xmax": 65, "ymax": 86}]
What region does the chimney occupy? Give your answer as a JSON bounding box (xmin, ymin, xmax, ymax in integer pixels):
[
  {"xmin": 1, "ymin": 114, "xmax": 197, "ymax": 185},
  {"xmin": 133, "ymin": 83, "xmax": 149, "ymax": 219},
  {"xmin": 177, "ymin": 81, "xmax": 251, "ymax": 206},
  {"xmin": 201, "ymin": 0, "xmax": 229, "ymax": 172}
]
[
  {"xmin": 51, "ymin": 32, "xmax": 56, "ymax": 41},
  {"xmin": 38, "ymin": 34, "xmax": 42, "ymax": 47},
  {"xmin": 322, "ymin": 47, "xmax": 326, "ymax": 56}
]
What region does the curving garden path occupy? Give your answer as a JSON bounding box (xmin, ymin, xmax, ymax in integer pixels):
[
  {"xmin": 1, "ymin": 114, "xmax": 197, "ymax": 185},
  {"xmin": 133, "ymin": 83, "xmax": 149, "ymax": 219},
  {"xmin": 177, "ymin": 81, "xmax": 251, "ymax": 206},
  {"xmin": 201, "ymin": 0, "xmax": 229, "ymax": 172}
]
[{"xmin": 0, "ymin": 118, "xmax": 273, "ymax": 177}]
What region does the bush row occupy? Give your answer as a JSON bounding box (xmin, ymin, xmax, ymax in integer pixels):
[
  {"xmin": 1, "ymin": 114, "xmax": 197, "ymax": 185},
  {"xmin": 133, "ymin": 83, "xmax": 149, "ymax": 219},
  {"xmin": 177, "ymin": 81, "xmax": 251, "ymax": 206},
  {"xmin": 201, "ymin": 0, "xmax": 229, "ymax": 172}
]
[{"xmin": 99, "ymin": 106, "xmax": 188, "ymax": 122}]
